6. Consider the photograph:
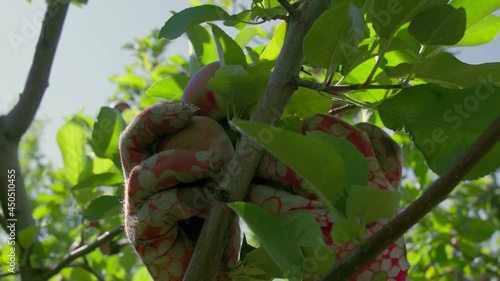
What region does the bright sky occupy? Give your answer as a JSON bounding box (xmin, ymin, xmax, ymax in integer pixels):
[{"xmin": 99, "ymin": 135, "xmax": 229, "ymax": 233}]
[{"xmin": 1, "ymin": 1, "xmax": 499, "ymax": 167}]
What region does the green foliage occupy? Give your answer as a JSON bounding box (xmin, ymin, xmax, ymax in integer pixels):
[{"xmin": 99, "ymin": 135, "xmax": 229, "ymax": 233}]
[
  {"xmin": 379, "ymin": 83, "xmax": 500, "ymax": 179},
  {"xmin": 159, "ymin": 5, "xmax": 232, "ymax": 39},
  {"xmin": 408, "ymin": 4, "xmax": 466, "ymax": 46},
  {"xmin": 303, "ymin": 3, "xmax": 367, "ymax": 69},
  {"xmin": 5, "ymin": 0, "xmax": 499, "ymax": 280}
]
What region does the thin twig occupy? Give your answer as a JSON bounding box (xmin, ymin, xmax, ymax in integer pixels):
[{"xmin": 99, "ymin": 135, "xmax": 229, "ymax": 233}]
[
  {"xmin": 320, "ymin": 116, "xmax": 500, "ymax": 281},
  {"xmin": 277, "ymin": 0, "xmax": 300, "ymax": 18},
  {"xmin": 294, "ymin": 77, "xmax": 404, "ymax": 94},
  {"xmin": 183, "ymin": 1, "xmax": 332, "ymax": 281},
  {"xmin": 37, "ymin": 226, "xmax": 123, "ymax": 281},
  {"xmin": 328, "ymin": 104, "xmax": 357, "ymax": 116}
]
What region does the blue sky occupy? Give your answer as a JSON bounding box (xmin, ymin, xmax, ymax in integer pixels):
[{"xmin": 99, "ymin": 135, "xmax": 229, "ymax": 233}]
[{"xmin": 1, "ymin": 0, "xmax": 499, "ymax": 167}]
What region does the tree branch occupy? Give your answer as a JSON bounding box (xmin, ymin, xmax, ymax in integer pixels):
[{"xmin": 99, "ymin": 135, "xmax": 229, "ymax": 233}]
[
  {"xmin": 0, "ymin": 1, "xmax": 69, "ymax": 266},
  {"xmin": 4, "ymin": 1, "xmax": 69, "ymax": 140},
  {"xmin": 183, "ymin": 1, "xmax": 331, "ymax": 281},
  {"xmin": 319, "ymin": 116, "xmax": 500, "ymax": 281},
  {"xmin": 36, "ymin": 226, "xmax": 123, "ymax": 281},
  {"xmin": 294, "ymin": 76, "xmax": 405, "ymax": 94},
  {"xmin": 277, "ymin": 0, "xmax": 300, "ymax": 18}
]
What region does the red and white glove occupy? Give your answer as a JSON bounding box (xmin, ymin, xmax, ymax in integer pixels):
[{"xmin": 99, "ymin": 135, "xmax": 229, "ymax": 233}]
[{"xmin": 119, "ymin": 102, "xmax": 409, "ymax": 281}]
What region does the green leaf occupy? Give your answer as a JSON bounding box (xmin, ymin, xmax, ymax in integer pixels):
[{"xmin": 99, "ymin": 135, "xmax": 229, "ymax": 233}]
[
  {"xmin": 458, "ymin": 217, "xmax": 498, "ymax": 242},
  {"xmin": 245, "ymin": 46, "xmax": 261, "ymax": 64},
  {"xmin": 379, "ymin": 83, "xmax": 500, "ymax": 180},
  {"xmin": 235, "ymin": 27, "xmax": 268, "ymax": 48},
  {"xmin": 346, "ymin": 185, "xmax": 401, "ymax": 223},
  {"xmin": 277, "ymin": 210, "xmax": 324, "ymax": 247},
  {"xmin": 300, "ymin": 245, "xmax": 335, "ymax": 275},
  {"xmin": 230, "ymin": 120, "xmax": 346, "ymax": 208},
  {"xmin": 386, "ymin": 52, "xmax": 500, "ymax": 88},
  {"xmin": 330, "ymin": 217, "xmax": 364, "ymax": 244},
  {"xmin": 186, "ymin": 25, "xmax": 219, "ymax": 68},
  {"xmin": 307, "ymin": 131, "xmax": 369, "ymax": 189},
  {"xmin": 109, "ymin": 73, "xmax": 147, "ymax": 89},
  {"xmin": 236, "ymin": 246, "xmax": 284, "ymax": 279},
  {"xmin": 57, "ymin": 120, "xmax": 87, "ymax": 185},
  {"xmin": 283, "ymin": 87, "xmax": 333, "ymax": 119},
  {"xmin": 18, "ymin": 226, "xmax": 40, "ymax": 250},
  {"xmin": 450, "ymin": 0, "xmax": 500, "ymax": 27},
  {"xmin": 73, "ymin": 172, "xmax": 123, "ymax": 190},
  {"xmin": 371, "ymin": 0, "xmax": 447, "ymax": 39},
  {"xmin": 307, "ymin": 131, "xmax": 369, "ymax": 216},
  {"xmin": 91, "ymin": 107, "xmax": 126, "ymax": 165},
  {"xmin": 251, "ymin": 6, "xmax": 287, "ymax": 19},
  {"xmin": 83, "ymin": 195, "xmax": 122, "ymax": 220},
  {"xmin": 145, "ymin": 74, "xmax": 189, "ymax": 101},
  {"xmin": 224, "ymin": 10, "xmax": 252, "ymax": 29},
  {"xmin": 159, "ymin": 5, "xmax": 231, "ymax": 39},
  {"xmin": 304, "ymin": 3, "xmax": 367, "ymax": 68},
  {"xmin": 259, "ymin": 21, "xmax": 287, "ymax": 61},
  {"xmin": 278, "ymin": 211, "xmax": 336, "ymax": 274},
  {"xmin": 207, "ymin": 65, "xmax": 260, "ymax": 110},
  {"xmin": 408, "ymin": 4, "xmax": 466, "ymax": 46},
  {"xmin": 229, "ymin": 202, "xmax": 303, "ymax": 280},
  {"xmin": 455, "ymin": 15, "xmax": 500, "ymax": 46},
  {"xmin": 210, "ymin": 24, "xmax": 247, "ymax": 66}
]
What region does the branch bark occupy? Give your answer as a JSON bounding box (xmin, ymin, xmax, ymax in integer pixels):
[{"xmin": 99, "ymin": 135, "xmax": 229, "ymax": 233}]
[
  {"xmin": 183, "ymin": 1, "xmax": 331, "ymax": 280},
  {"xmin": 0, "ymin": 2, "xmax": 69, "ymax": 280},
  {"xmin": 319, "ymin": 116, "xmax": 500, "ymax": 281}
]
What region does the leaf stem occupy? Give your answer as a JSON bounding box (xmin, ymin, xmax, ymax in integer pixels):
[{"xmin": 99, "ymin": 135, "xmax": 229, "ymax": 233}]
[
  {"xmin": 403, "ymin": 44, "xmax": 426, "ymax": 85},
  {"xmin": 363, "ymin": 36, "xmax": 394, "ymax": 86},
  {"xmin": 319, "ymin": 116, "xmax": 500, "ymax": 281}
]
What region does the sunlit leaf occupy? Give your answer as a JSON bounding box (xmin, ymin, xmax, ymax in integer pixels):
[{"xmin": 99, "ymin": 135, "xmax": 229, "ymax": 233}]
[
  {"xmin": 159, "ymin": 5, "xmax": 232, "ymax": 39},
  {"xmin": 57, "ymin": 120, "xmax": 87, "ymax": 185},
  {"xmin": 210, "ymin": 24, "xmax": 247, "ymax": 66},
  {"xmin": 230, "ymin": 120, "xmax": 346, "ymax": 208},
  {"xmin": 229, "ymin": 202, "xmax": 303, "ymax": 280},
  {"xmin": 386, "ymin": 52, "xmax": 500, "ymax": 88},
  {"xmin": 454, "ymin": 15, "xmax": 500, "ymax": 46},
  {"xmin": 145, "ymin": 75, "xmax": 189, "ymax": 101},
  {"xmin": 304, "ymin": 3, "xmax": 367, "ymax": 68},
  {"xmin": 259, "ymin": 21, "xmax": 287, "ymax": 61},
  {"xmin": 83, "ymin": 195, "xmax": 122, "ymax": 220},
  {"xmin": 346, "ymin": 185, "xmax": 401, "ymax": 223},
  {"xmin": 379, "ymin": 83, "xmax": 500, "ymax": 179},
  {"xmin": 91, "ymin": 107, "xmax": 126, "ymax": 166}
]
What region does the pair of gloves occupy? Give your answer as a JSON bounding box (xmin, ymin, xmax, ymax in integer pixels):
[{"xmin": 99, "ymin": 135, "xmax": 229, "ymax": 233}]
[{"xmin": 119, "ymin": 102, "xmax": 409, "ymax": 281}]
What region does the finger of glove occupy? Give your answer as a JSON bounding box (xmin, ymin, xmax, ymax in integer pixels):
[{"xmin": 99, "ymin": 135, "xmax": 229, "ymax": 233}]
[
  {"xmin": 129, "ymin": 184, "xmax": 239, "ymax": 281},
  {"xmin": 119, "ymin": 102, "xmax": 196, "ymax": 176},
  {"xmin": 125, "ymin": 148, "xmax": 223, "ymax": 207},
  {"xmin": 127, "ymin": 187, "xmax": 210, "ymax": 281},
  {"xmin": 355, "ymin": 122, "xmax": 403, "ymax": 190}
]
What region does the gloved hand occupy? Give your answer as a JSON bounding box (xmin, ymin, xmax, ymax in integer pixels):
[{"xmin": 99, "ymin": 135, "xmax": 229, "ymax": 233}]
[{"xmin": 119, "ymin": 102, "xmax": 409, "ymax": 281}]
